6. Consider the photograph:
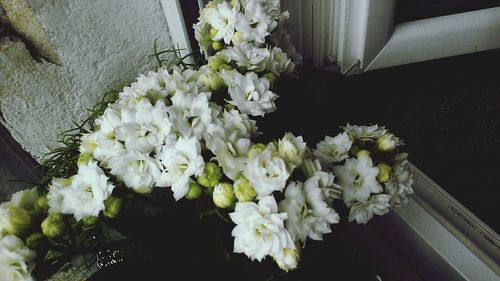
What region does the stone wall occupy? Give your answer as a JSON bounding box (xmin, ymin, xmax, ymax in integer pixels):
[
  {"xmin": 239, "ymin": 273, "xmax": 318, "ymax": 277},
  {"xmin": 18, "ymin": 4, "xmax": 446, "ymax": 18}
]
[{"xmin": 0, "ymin": 0, "xmax": 173, "ymax": 160}]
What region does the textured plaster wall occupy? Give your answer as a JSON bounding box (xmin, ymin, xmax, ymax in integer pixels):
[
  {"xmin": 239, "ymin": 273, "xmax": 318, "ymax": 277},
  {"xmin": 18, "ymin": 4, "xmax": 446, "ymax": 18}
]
[{"xmin": 0, "ymin": 0, "xmax": 172, "ymax": 160}]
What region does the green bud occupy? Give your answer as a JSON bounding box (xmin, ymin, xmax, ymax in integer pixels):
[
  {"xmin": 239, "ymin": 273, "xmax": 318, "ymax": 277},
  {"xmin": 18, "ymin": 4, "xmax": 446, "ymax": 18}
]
[
  {"xmin": 376, "ymin": 163, "xmax": 392, "ymax": 183},
  {"xmin": 103, "ymin": 196, "xmax": 123, "ymax": 218},
  {"xmin": 213, "ymin": 182, "xmax": 236, "ymax": 209},
  {"xmin": 263, "ymin": 72, "xmax": 277, "ymax": 83},
  {"xmin": 212, "ymin": 41, "xmax": 224, "ymax": 51},
  {"xmin": 377, "ymin": 133, "xmax": 397, "ymax": 152},
  {"xmin": 41, "ymin": 214, "xmax": 66, "ymax": 238},
  {"xmin": 356, "ymin": 149, "xmax": 371, "ymax": 159},
  {"xmin": 209, "ymin": 28, "xmax": 218, "ymax": 40},
  {"xmin": 229, "ymin": 0, "xmax": 239, "ymax": 8},
  {"xmin": 202, "ymin": 72, "xmax": 224, "ymax": 92},
  {"xmin": 208, "ymin": 56, "xmax": 226, "ymax": 71},
  {"xmin": 231, "ymin": 31, "xmax": 245, "ymax": 45},
  {"xmin": 197, "ymin": 162, "xmax": 223, "ymax": 188},
  {"xmin": 77, "ymin": 153, "xmax": 93, "ymax": 167},
  {"xmin": 0, "ymin": 205, "xmax": 32, "ymax": 237},
  {"xmin": 26, "ymin": 232, "xmax": 45, "ymax": 250},
  {"xmin": 248, "ymin": 143, "xmax": 266, "ymax": 158},
  {"xmin": 302, "ymin": 158, "xmax": 320, "ymax": 178},
  {"xmin": 37, "ymin": 196, "xmax": 49, "ymax": 213},
  {"xmin": 234, "ymin": 177, "xmax": 257, "ymax": 202},
  {"xmin": 82, "ymin": 216, "xmax": 99, "ymax": 226},
  {"xmin": 186, "ymin": 182, "xmax": 203, "ymax": 200}
]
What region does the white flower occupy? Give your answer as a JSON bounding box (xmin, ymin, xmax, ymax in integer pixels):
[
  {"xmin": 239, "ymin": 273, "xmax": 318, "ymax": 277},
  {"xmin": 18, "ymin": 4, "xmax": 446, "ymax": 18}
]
[
  {"xmin": 80, "ymin": 131, "xmax": 126, "ymax": 167},
  {"xmin": 235, "ymin": 0, "xmax": 278, "ymax": 44},
  {"xmin": 342, "ymin": 123, "xmax": 387, "ymax": 141},
  {"xmin": 201, "ymin": 1, "xmax": 239, "ymax": 44},
  {"xmin": 229, "ymin": 196, "xmax": 295, "ymax": 262},
  {"xmin": 277, "ymin": 132, "xmax": 306, "ymax": 171},
  {"xmin": 313, "ymin": 133, "xmax": 353, "ymax": 165},
  {"xmin": 157, "ymin": 137, "xmax": 205, "ymax": 200},
  {"xmin": 221, "ymin": 69, "xmax": 277, "ymax": 116},
  {"xmin": 0, "ymin": 234, "xmax": 36, "ymax": 281},
  {"xmin": 108, "ymin": 152, "xmax": 162, "ymax": 193},
  {"xmin": 48, "ymin": 160, "xmax": 115, "ymax": 221},
  {"xmin": 115, "ymin": 100, "xmax": 172, "ymax": 153},
  {"xmin": 220, "ymin": 43, "xmax": 270, "ymax": 72},
  {"xmin": 268, "ymin": 47, "xmax": 294, "ymax": 75},
  {"xmin": 168, "ymin": 91, "xmax": 216, "ymax": 139},
  {"xmin": 384, "ymin": 153, "xmax": 414, "ymax": 207},
  {"xmin": 9, "ymin": 188, "xmax": 40, "ymax": 216},
  {"xmin": 348, "ymin": 194, "xmax": 391, "ymax": 224},
  {"xmin": 278, "ymin": 180, "xmax": 339, "ymax": 242},
  {"xmin": 333, "ymin": 157, "xmax": 382, "ymax": 206},
  {"xmin": 243, "ymin": 143, "xmax": 290, "ymax": 198},
  {"xmin": 211, "ymin": 136, "xmax": 251, "ymax": 181}
]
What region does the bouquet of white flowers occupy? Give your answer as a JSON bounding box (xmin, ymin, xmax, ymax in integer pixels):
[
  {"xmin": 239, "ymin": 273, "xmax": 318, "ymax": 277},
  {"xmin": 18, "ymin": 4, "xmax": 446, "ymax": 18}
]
[{"xmin": 0, "ymin": 1, "xmax": 413, "ymax": 280}]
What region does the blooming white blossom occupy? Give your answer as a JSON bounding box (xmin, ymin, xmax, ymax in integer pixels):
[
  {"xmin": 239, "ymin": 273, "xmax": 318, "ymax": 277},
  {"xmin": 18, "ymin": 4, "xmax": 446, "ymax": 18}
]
[
  {"xmin": 313, "ymin": 133, "xmax": 353, "ymax": 166},
  {"xmin": 230, "ymin": 196, "xmax": 296, "ymax": 264},
  {"xmin": 48, "ymin": 160, "xmax": 115, "ymax": 221},
  {"xmin": 157, "ymin": 137, "xmax": 205, "ymax": 200},
  {"xmin": 220, "ymin": 43, "xmax": 270, "ymax": 72},
  {"xmin": 9, "ymin": 188, "xmax": 40, "ymax": 216},
  {"xmin": 278, "ymin": 180, "xmax": 339, "ymax": 242},
  {"xmin": 201, "ymin": 1, "xmax": 239, "ymax": 44},
  {"xmin": 108, "ymin": 151, "xmax": 162, "ymax": 194},
  {"xmin": 168, "ymin": 91, "xmax": 217, "ymax": 139},
  {"xmin": 348, "ymin": 194, "xmax": 391, "ymax": 224},
  {"xmin": 333, "ymin": 156, "xmax": 382, "ymax": 206},
  {"xmin": 115, "ymin": 100, "xmax": 172, "ymax": 153},
  {"xmin": 342, "ymin": 123, "xmax": 387, "ymax": 141},
  {"xmin": 244, "ymin": 143, "xmax": 290, "ymax": 198},
  {"xmin": 212, "ymin": 135, "xmax": 251, "ymax": 181},
  {"xmin": 384, "ymin": 153, "xmax": 414, "ymax": 207},
  {"xmin": 221, "ymin": 69, "xmax": 277, "ymax": 116},
  {"xmin": 277, "ymin": 132, "xmax": 306, "ymax": 171},
  {"xmin": 0, "ymin": 234, "xmax": 36, "ymax": 281}
]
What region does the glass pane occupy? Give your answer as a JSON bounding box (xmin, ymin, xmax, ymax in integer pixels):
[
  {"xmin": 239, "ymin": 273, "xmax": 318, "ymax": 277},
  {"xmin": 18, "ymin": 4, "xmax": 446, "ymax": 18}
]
[{"xmin": 396, "ymin": 0, "xmax": 500, "ymax": 23}]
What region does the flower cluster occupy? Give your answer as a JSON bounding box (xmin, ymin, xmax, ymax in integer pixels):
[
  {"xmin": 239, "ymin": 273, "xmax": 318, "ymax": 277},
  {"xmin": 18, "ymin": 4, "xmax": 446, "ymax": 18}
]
[
  {"xmin": 314, "ymin": 124, "xmax": 414, "ymax": 224},
  {"xmin": 0, "ymin": 1, "xmax": 414, "ymax": 278}
]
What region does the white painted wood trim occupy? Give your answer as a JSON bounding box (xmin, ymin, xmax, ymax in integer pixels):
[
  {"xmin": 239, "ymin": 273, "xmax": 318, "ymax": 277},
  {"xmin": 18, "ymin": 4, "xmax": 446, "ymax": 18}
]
[
  {"xmin": 160, "ymin": 0, "xmax": 193, "ymax": 63},
  {"xmin": 386, "ymin": 163, "xmax": 500, "ymax": 280},
  {"xmin": 365, "ymin": 7, "xmax": 500, "ymax": 71}
]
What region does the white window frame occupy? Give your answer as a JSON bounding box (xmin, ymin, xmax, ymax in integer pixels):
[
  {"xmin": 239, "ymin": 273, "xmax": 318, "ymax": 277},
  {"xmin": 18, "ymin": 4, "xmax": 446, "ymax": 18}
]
[{"xmin": 328, "ymin": 0, "xmax": 500, "ymax": 74}]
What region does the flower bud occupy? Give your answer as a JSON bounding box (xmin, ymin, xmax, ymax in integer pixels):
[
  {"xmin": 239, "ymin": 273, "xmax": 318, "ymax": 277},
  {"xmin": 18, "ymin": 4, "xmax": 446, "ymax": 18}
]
[
  {"xmin": 186, "ymin": 182, "xmax": 203, "ymax": 200},
  {"xmin": 231, "ymin": 31, "xmax": 245, "ymax": 45},
  {"xmin": 82, "ymin": 216, "xmax": 99, "ymax": 226},
  {"xmin": 208, "ymin": 56, "xmax": 230, "ymax": 71},
  {"xmin": 233, "ymin": 177, "xmax": 257, "ymax": 202},
  {"xmin": 41, "ymin": 214, "xmax": 66, "ymax": 238},
  {"xmin": 376, "ymin": 163, "xmax": 392, "ymax": 183},
  {"xmin": 77, "ymin": 152, "xmax": 93, "ymax": 167},
  {"xmin": 356, "ymin": 149, "xmax": 371, "ymax": 159},
  {"xmin": 248, "ymin": 143, "xmax": 266, "ymax": 158},
  {"xmin": 212, "ymin": 41, "xmax": 224, "ymax": 51},
  {"xmin": 0, "ymin": 205, "xmax": 32, "ymax": 237},
  {"xmin": 26, "ymin": 232, "xmax": 45, "ymax": 250},
  {"xmin": 229, "ymin": 0, "xmax": 239, "ymax": 8},
  {"xmin": 209, "ymin": 28, "xmax": 218, "ymax": 40},
  {"xmin": 37, "ymin": 196, "xmax": 49, "ymax": 213},
  {"xmin": 202, "ymin": 72, "xmax": 224, "ymax": 92},
  {"xmin": 377, "ymin": 134, "xmax": 397, "ymax": 152},
  {"xmin": 197, "ymin": 162, "xmax": 223, "ymax": 188},
  {"xmin": 213, "ymin": 182, "xmax": 236, "ymax": 209},
  {"xmin": 302, "ymin": 158, "xmax": 321, "ymax": 178},
  {"xmin": 103, "ymin": 196, "xmax": 123, "ymax": 218},
  {"xmin": 263, "ymin": 72, "xmax": 277, "ymax": 83}
]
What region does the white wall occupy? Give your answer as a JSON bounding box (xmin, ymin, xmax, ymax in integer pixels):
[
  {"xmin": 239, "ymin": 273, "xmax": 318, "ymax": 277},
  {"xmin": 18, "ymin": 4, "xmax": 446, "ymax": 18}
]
[{"xmin": 0, "ymin": 0, "xmax": 173, "ymax": 160}]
